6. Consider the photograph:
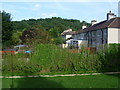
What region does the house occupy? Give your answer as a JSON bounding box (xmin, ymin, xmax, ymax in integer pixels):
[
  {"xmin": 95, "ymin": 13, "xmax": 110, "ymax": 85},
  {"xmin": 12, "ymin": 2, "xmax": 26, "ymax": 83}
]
[
  {"xmin": 71, "ymin": 24, "xmax": 88, "ymax": 49},
  {"xmin": 61, "ymin": 29, "xmax": 75, "ymax": 48},
  {"xmin": 62, "ymin": 11, "xmax": 120, "ymax": 50},
  {"xmin": 61, "ymin": 29, "xmax": 75, "ymax": 40},
  {"xmin": 86, "ymin": 11, "xmax": 119, "ymax": 50}
]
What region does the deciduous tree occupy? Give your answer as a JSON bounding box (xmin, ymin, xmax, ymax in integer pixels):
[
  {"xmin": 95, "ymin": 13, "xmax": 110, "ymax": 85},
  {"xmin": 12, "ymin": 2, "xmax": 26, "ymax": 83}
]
[{"xmin": 2, "ymin": 10, "xmax": 13, "ymax": 48}]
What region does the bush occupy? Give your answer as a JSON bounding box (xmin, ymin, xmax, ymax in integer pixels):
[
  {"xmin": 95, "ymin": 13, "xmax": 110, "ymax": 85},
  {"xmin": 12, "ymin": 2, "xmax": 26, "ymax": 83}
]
[
  {"xmin": 31, "ymin": 44, "xmax": 72, "ymax": 72},
  {"xmin": 2, "ymin": 53, "xmax": 41, "ymax": 75},
  {"xmin": 2, "ymin": 44, "xmax": 119, "ymax": 75},
  {"xmin": 31, "ymin": 44, "xmax": 102, "ymax": 72},
  {"xmin": 97, "ymin": 44, "xmax": 120, "ymax": 72}
]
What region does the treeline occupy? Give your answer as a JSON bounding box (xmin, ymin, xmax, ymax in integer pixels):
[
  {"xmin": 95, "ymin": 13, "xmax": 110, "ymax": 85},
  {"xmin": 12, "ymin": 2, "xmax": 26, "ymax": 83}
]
[
  {"xmin": 13, "ymin": 17, "xmax": 90, "ymax": 32},
  {"xmin": 2, "ymin": 10, "xmax": 90, "ymax": 49}
]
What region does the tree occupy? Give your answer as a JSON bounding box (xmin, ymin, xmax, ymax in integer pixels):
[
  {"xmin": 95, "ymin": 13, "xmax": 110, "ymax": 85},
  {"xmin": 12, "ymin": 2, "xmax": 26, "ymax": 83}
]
[
  {"xmin": 12, "ymin": 31, "xmax": 22, "ymax": 45},
  {"xmin": 52, "ymin": 37, "xmax": 64, "ymax": 45},
  {"xmin": 2, "ymin": 11, "xmax": 13, "ymax": 48},
  {"xmin": 13, "ymin": 21, "xmax": 31, "ymax": 31},
  {"xmin": 20, "ymin": 28, "xmax": 51, "ymax": 45},
  {"xmin": 49, "ymin": 27, "xmax": 60, "ymax": 38}
]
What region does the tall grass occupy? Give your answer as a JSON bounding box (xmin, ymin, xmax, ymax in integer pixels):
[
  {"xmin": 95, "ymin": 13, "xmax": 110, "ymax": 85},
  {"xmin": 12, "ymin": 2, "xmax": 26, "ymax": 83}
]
[
  {"xmin": 30, "ymin": 44, "xmax": 102, "ymax": 73},
  {"xmin": 30, "ymin": 44, "xmax": 74, "ymax": 72},
  {"xmin": 97, "ymin": 44, "xmax": 120, "ymax": 72},
  {"xmin": 2, "ymin": 53, "xmax": 41, "ymax": 75},
  {"xmin": 2, "ymin": 44, "xmax": 120, "ymax": 75}
]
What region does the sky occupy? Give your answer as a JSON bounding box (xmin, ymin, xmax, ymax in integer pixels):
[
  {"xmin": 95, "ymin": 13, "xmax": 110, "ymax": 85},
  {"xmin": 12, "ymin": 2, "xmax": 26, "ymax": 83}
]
[{"xmin": 1, "ymin": 1, "xmax": 119, "ymax": 23}]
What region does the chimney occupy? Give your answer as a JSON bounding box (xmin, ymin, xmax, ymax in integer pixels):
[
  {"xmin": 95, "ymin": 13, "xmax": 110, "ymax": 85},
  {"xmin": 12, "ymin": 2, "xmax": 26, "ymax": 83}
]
[
  {"xmin": 82, "ymin": 24, "xmax": 87, "ymax": 30},
  {"xmin": 68, "ymin": 29, "xmax": 72, "ymax": 31},
  {"xmin": 91, "ymin": 20, "xmax": 97, "ymax": 26},
  {"xmin": 107, "ymin": 11, "xmax": 116, "ymax": 20},
  {"xmin": 64, "ymin": 29, "xmax": 72, "ymax": 33}
]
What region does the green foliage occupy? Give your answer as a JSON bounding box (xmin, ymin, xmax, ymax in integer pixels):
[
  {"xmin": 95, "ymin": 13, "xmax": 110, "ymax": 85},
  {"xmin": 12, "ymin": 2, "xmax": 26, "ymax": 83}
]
[
  {"xmin": 31, "ymin": 44, "xmax": 69, "ymax": 71},
  {"xmin": 2, "ymin": 10, "xmax": 91, "ymax": 48},
  {"xmin": 2, "ymin": 53, "xmax": 41, "ymax": 74},
  {"xmin": 2, "ymin": 44, "xmax": 119, "ymax": 75},
  {"xmin": 31, "ymin": 44, "xmax": 102, "ymax": 73},
  {"xmin": 1, "ymin": 10, "xmax": 13, "ymax": 48},
  {"xmin": 12, "ymin": 17, "xmax": 90, "ymax": 45},
  {"xmin": 49, "ymin": 27, "xmax": 60, "ymax": 38},
  {"xmin": 12, "ymin": 31, "xmax": 22, "ymax": 45},
  {"xmin": 97, "ymin": 44, "xmax": 120, "ymax": 72},
  {"xmin": 20, "ymin": 28, "xmax": 51, "ymax": 45},
  {"xmin": 13, "ymin": 21, "xmax": 31, "ymax": 31},
  {"xmin": 52, "ymin": 37, "xmax": 64, "ymax": 45}
]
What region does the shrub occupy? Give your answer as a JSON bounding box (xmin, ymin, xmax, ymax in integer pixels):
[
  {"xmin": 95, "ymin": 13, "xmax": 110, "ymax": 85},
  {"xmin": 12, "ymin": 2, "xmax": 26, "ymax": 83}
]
[
  {"xmin": 97, "ymin": 44, "xmax": 120, "ymax": 72},
  {"xmin": 2, "ymin": 53, "xmax": 41, "ymax": 75},
  {"xmin": 2, "ymin": 44, "xmax": 119, "ymax": 75}
]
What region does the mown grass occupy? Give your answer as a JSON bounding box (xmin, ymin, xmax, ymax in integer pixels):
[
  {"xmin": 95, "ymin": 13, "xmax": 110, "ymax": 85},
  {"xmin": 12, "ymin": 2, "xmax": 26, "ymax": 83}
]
[{"xmin": 2, "ymin": 74, "xmax": 120, "ymax": 88}]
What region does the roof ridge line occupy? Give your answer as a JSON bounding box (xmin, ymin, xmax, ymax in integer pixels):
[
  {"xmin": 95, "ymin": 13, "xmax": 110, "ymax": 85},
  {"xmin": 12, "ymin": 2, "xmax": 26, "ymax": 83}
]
[{"xmin": 108, "ymin": 18, "xmax": 117, "ymax": 28}]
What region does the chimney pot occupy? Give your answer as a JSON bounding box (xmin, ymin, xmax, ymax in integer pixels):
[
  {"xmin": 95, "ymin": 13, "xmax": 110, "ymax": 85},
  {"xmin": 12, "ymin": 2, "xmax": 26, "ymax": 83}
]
[
  {"xmin": 107, "ymin": 11, "xmax": 115, "ymax": 20},
  {"xmin": 82, "ymin": 24, "xmax": 87, "ymax": 29},
  {"xmin": 91, "ymin": 20, "xmax": 97, "ymax": 26}
]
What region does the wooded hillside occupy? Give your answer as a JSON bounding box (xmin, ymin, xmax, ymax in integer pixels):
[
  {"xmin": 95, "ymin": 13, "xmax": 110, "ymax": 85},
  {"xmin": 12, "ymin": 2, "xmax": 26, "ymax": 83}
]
[{"xmin": 2, "ymin": 11, "xmax": 90, "ymax": 48}]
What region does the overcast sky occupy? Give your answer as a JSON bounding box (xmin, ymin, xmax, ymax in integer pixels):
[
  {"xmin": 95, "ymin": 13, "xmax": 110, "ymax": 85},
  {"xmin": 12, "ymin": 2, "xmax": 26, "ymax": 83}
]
[{"xmin": 1, "ymin": 1, "xmax": 119, "ymax": 23}]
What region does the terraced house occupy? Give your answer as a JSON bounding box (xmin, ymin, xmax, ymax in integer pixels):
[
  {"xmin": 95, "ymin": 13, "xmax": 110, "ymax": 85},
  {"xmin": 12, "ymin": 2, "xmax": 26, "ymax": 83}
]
[{"xmin": 62, "ymin": 11, "xmax": 120, "ymax": 50}]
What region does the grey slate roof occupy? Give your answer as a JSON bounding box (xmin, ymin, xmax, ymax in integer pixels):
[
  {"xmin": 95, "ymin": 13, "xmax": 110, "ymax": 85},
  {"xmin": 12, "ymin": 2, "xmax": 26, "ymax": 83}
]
[{"xmin": 75, "ymin": 17, "xmax": 120, "ymax": 34}]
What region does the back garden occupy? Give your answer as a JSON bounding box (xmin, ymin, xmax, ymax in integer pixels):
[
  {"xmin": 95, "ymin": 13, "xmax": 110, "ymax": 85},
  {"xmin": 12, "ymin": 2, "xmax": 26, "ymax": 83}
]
[
  {"xmin": 2, "ymin": 44, "xmax": 120, "ymax": 75},
  {"xmin": 1, "ymin": 43, "xmax": 120, "ymax": 88}
]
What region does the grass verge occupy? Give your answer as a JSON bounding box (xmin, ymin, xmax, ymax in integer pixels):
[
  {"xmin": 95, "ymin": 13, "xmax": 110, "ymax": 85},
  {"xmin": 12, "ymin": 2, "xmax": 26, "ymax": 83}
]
[{"xmin": 2, "ymin": 74, "xmax": 120, "ymax": 88}]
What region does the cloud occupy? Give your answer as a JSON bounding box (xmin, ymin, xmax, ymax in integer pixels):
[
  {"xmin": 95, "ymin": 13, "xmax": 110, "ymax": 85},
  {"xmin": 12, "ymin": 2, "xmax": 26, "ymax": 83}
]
[
  {"xmin": 41, "ymin": 13, "xmax": 57, "ymax": 18},
  {"xmin": 32, "ymin": 4, "xmax": 41, "ymax": 11},
  {"xmin": 35, "ymin": 4, "xmax": 40, "ymax": 8}
]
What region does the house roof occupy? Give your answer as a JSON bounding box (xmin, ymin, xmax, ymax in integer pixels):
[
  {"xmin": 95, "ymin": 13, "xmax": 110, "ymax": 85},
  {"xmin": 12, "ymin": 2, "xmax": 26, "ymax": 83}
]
[
  {"xmin": 84, "ymin": 17, "xmax": 120, "ymax": 31},
  {"xmin": 75, "ymin": 29, "xmax": 83, "ymax": 34},
  {"xmin": 108, "ymin": 17, "xmax": 120, "ymax": 28},
  {"xmin": 61, "ymin": 31, "xmax": 76, "ymax": 35},
  {"xmin": 75, "ymin": 17, "xmax": 120, "ymax": 34}
]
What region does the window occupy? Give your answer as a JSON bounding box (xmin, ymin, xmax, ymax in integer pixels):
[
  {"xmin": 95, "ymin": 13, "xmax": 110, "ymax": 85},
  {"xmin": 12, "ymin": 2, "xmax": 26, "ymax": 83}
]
[
  {"xmin": 97, "ymin": 30, "xmax": 102, "ymax": 37},
  {"xmin": 103, "ymin": 29, "xmax": 107, "ymax": 44},
  {"xmin": 92, "ymin": 31, "xmax": 96, "ymax": 37}
]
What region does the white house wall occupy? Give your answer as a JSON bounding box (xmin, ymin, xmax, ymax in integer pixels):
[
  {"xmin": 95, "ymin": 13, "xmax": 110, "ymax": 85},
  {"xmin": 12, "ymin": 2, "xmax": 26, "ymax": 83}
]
[
  {"xmin": 108, "ymin": 28, "xmax": 120, "ymax": 44},
  {"xmin": 119, "ymin": 28, "xmax": 120, "ymax": 43},
  {"xmin": 66, "ymin": 35, "xmax": 72, "ymax": 39}
]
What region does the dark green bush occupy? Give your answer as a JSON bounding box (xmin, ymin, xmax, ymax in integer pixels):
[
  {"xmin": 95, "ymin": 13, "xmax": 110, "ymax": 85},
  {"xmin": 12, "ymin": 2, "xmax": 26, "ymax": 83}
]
[
  {"xmin": 2, "ymin": 44, "xmax": 119, "ymax": 75},
  {"xmin": 97, "ymin": 44, "xmax": 120, "ymax": 72},
  {"xmin": 2, "ymin": 53, "xmax": 41, "ymax": 75},
  {"xmin": 31, "ymin": 44, "xmax": 103, "ymax": 72}
]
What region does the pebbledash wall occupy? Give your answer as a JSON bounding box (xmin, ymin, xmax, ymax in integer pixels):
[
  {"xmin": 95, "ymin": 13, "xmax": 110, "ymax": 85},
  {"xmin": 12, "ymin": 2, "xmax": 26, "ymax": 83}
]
[
  {"xmin": 108, "ymin": 28, "xmax": 120, "ymax": 44},
  {"xmin": 65, "ymin": 35, "xmax": 72, "ymax": 39}
]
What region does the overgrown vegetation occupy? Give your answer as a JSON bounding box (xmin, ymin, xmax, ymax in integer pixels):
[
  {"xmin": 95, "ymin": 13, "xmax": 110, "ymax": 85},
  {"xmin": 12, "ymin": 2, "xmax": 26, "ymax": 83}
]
[
  {"xmin": 97, "ymin": 44, "xmax": 120, "ymax": 72},
  {"xmin": 2, "ymin": 44, "xmax": 119, "ymax": 76}
]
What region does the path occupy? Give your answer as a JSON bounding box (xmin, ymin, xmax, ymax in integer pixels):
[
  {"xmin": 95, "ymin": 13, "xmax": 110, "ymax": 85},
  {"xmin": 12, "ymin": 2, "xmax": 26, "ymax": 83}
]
[{"xmin": 1, "ymin": 72, "xmax": 120, "ymax": 78}]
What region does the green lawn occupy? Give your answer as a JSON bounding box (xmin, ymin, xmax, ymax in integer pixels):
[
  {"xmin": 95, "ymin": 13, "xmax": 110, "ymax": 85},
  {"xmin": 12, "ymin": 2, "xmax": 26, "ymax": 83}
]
[{"xmin": 2, "ymin": 74, "xmax": 120, "ymax": 88}]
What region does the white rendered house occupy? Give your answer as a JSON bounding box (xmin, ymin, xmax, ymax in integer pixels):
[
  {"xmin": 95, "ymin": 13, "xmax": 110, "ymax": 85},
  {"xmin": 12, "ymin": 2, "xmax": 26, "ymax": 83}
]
[
  {"xmin": 61, "ymin": 29, "xmax": 75, "ymax": 48},
  {"xmin": 72, "ymin": 11, "xmax": 120, "ymax": 49}
]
